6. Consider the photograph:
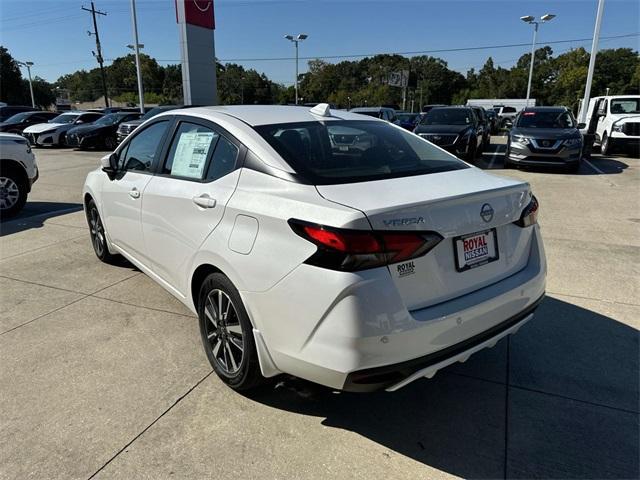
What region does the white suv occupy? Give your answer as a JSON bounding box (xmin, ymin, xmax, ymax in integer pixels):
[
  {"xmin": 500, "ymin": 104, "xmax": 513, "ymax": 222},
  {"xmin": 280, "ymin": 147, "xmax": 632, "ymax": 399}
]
[
  {"xmin": 0, "ymin": 132, "xmax": 38, "ymax": 217},
  {"xmin": 83, "ymin": 105, "xmax": 546, "ymax": 392}
]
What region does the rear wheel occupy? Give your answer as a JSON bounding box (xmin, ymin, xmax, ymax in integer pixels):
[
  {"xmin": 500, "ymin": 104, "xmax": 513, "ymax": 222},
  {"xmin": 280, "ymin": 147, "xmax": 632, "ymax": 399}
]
[
  {"xmin": 0, "ymin": 167, "xmax": 27, "ymax": 218},
  {"xmin": 198, "ymin": 273, "xmax": 265, "ymax": 391}
]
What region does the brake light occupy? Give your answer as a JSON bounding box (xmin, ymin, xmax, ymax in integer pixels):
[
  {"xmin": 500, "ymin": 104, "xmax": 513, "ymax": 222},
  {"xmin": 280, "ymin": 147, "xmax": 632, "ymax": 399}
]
[
  {"xmin": 514, "ymin": 195, "xmax": 539, "ymax": 227},
  {"xmin": 289, "ymin": 220, "xmax": 443, "ymax": 271}
]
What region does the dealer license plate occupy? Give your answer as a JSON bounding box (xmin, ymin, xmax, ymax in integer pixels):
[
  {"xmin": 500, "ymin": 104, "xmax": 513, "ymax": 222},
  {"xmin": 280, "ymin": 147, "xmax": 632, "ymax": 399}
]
[{"xmin": 454, "ymin": 229, "xmax": 499, "ymax": 272}]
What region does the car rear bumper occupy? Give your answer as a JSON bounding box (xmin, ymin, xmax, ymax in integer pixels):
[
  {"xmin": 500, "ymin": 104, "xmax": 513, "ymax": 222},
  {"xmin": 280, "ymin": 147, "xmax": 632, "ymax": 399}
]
[{"xmin": 244, "ymin": 225, "xmax": 546, "ymax": 391}]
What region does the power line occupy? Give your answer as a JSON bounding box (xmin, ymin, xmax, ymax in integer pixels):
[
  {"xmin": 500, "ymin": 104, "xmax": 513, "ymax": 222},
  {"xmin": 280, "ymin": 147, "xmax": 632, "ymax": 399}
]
[{"xmin": 217, "ymin": 32, "xmax": 640, "ymax": 62}]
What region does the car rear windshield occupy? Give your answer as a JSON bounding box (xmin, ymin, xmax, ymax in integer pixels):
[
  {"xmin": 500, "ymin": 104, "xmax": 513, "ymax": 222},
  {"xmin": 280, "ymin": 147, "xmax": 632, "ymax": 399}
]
[
  {"xmin": 516, "ymin": 111, "xmax": 575, "ymax": 129},
  {"xmin": 254, "ymin": 120, "xmax": 468, "ymax": 185},
  {"xmin": 420, "ymin": 109, "xmax": 472, "ymax": 126}
]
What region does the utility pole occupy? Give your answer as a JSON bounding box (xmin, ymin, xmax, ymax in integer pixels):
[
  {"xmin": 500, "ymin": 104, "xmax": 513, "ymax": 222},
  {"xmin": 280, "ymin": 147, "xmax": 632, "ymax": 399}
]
[{"xmin": 82, "ymin": 2, "xmax": 109, "ymax": 108}]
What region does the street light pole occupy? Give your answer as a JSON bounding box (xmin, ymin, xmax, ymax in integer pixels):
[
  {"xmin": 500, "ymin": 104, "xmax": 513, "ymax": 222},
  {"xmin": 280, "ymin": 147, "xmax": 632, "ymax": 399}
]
[
  {"xmin": 579, "ymin": 0, "xmax": 605, "ymax": 123},
  {"xmin": 525, "ymin": 22, "xmax": 538, "ymax": 107},
  {"xmin": 18, "ymin": 61, "xmax": 35, "ymax": 108},
  {"xmin": 521, "ymin": 14, "xmax": 556, "ymax": 107},
  {"xmin": 284, "ymin": 34, "xmax": 308, "ymax": 105},
  {"xmin": 130, "ymin": 0, "xmax": 145, "ymax": 114}
]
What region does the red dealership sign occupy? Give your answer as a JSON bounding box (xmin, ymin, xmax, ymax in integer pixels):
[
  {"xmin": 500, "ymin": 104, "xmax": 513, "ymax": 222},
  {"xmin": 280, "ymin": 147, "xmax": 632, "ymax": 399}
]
[{"xmin": 175, "ymin": 0, "xmax": 215, "ymax": 30}]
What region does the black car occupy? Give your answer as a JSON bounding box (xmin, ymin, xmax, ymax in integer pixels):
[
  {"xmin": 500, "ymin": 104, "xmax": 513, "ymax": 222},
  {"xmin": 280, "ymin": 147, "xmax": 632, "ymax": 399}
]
[
  {"xmin": 394, "ymin": 112, "xmax": 422, "ymax": 131},
  {"xmin": 413, "ymin": 107, "xmax": 482, "ymax": 161},
  {"xmin": 116, "ymin": 105, "xmax": 184, "ymax": 143},
  {"xmin": 66, "ymin": 112, "xmax": 142, "ymax": 150},
  {"xmin": 0, "ymin": 111, "xmax": 60, "ymax": 134},
  {"xmin": 421, "ymin": 104, "xmax": 446, "ymax": 113},
  {"xmin": 0, "ymin": 105, "xmax": 37, "ymax": 123},
  {"xmin": 470, "ymin": 106, "xmax": 491, "ymax": 150},
  {"xmin": 485, "ymin": 110, "xmax": 499, "ymax": 134}
]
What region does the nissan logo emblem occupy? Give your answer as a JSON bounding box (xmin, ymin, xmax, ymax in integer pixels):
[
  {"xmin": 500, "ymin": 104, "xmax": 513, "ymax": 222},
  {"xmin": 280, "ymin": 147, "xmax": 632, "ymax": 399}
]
[
  {"xmin": 543, "ymin": 140, "xmax": 550, "ymax": 147},
  {"xmin": 480, "ymin": 203, "xmax": 494, "ymax": 223}
]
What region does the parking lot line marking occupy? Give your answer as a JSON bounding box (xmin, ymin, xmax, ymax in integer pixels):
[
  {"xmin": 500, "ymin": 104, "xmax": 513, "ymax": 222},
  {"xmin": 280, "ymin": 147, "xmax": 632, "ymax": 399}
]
[{"xmin": 584, "ymin": 158, "xmax": 605, "ymax": 175}]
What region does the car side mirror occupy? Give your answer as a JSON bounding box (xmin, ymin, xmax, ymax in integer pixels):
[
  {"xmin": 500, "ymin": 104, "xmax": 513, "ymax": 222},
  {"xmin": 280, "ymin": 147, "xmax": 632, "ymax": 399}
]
[
  {"xmin": 101, "ymin": 153, "xmax": 118, "ymax": 180},
  {"xmin": 75, "ymin": 120, "xmax": 84, "ymax": 125},
  {"xmin": 577, "ymin": 122, "xmax": 586, "ymax": 129}
]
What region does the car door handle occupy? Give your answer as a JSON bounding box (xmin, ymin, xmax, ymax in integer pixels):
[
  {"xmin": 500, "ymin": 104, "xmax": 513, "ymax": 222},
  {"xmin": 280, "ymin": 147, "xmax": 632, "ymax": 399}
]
[
  {"xmin": 192, "ymin": 195, "xmax": 216, "ymax": 209},
  {"xmin": 129, "ymin": 188, "xmax": 140, "ymax": 199}
]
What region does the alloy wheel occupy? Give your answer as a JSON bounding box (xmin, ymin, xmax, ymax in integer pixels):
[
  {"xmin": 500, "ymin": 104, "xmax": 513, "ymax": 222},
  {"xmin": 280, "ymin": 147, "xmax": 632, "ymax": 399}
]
[
  {"xmin": 89, "ymin": 207, "xmax": 105, "ymax": 257},
  {"xmin": 203, "ymin": 289, "xmax": 244, "ymax": 376},
  {"xmin": 0, "ymin": 176, "xmax": 20, "ymax": 210}
]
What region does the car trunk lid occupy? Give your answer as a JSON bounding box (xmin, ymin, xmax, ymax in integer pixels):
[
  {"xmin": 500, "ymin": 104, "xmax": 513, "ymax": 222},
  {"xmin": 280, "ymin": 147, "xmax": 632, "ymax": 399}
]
[{"xmin": 316, "ymin": 168, "xmax": 534, "ymax": 310}]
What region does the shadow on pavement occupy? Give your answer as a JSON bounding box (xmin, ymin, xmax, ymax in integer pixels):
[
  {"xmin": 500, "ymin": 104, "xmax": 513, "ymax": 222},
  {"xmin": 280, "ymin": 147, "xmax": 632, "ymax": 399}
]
[
  {"xmin": 247, "ymin": 297, "xmax": 639, "ymax": 479},
  {"xmin": 0, "ymin": 201, "xmax": 83, "ymax": 236}
]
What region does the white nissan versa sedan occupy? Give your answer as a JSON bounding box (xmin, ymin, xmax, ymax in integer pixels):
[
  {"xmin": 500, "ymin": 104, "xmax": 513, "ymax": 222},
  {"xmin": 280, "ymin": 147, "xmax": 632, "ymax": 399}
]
[{"xmin": 83, "ymin": 104, "xmax": 546, "ymax": 392}]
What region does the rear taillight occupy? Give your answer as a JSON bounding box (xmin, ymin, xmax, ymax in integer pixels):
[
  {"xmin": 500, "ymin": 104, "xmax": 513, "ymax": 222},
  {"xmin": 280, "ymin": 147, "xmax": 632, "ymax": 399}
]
[
  {"xmin": 289, "ymin": 219, "xmax": 443, "ymax": 272},
  {"xmin": 514, "ymin": 195, "xmax": 539, "ymax": 227}
]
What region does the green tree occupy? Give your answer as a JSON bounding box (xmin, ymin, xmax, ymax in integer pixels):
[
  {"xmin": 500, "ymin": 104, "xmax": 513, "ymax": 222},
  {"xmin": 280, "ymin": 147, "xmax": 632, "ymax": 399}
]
[{"xmin": 0, "ymin": 46, "xmax": 28, "ymax": 105}]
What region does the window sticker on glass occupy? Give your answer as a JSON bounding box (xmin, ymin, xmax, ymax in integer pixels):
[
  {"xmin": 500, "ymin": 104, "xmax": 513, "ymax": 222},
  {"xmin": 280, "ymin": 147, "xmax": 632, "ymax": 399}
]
[{"xmin": 171, "ymin": 131, "xmax": 215, "ymax": 178}]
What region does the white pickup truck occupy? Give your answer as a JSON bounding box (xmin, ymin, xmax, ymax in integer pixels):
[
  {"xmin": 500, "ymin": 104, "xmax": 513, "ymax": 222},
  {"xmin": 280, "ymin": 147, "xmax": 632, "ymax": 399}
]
[{"xmin": 581, "ymin": 95, "xmax": 640, "ymax": 155}]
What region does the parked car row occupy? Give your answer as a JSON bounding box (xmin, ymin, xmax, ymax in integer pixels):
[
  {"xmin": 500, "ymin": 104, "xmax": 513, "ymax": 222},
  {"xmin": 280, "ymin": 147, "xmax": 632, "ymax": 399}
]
[{"xmin": 0, "ymin": 105, "xmax": 195, "ymax": 151}]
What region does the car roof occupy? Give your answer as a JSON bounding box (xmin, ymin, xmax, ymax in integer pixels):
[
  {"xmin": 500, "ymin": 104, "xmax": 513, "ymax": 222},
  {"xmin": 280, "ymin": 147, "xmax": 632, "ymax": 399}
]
[
  {"xmin": 173, "ymin": 105, "xmax": 375, "ymax": 126},
  {"xmin": 522, "ymin": 106, "xmax": 569, "ymax": 112}
]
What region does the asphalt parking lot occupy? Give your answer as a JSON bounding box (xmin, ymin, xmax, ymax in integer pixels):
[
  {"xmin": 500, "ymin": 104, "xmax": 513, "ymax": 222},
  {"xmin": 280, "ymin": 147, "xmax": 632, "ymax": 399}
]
[{"xmin": 1, "ymin": 140, "xmax": 639, "ymax": 479}]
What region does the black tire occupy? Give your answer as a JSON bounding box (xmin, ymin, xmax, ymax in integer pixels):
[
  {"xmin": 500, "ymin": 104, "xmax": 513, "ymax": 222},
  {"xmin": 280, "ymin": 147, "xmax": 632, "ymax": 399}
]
[
  {"xmin": 104, "ymin": 136, "xmax": 117, "ymax": 151},
  {"xmin": 86, "ymin": 199, "xmax": 118, "ymax": 263},
  {"xmin": 466, "ymin": 141, "xmax": 477, "ymax": 162},
  {"xmin": 600, "ymin": 132, "xmax": 613, "ymax": 156},
  {"xmin": 198, "ymin": 273, "xmax": 265, "ymax": 391},
  {"xmin": 0, "ymin": 165, "xmax": 28, "ymax": 219},
  {"xmin": 566, "ymin": 162, "xmax": 581, "ymax": 173}
]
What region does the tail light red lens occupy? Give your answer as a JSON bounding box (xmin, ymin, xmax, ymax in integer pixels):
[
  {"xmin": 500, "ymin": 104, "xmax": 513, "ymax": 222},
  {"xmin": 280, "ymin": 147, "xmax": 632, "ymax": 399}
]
[
  {"xmin": 289, "ymin": 219, "xmax": 443, "ymax": 272},
  {"xmin": 514, "ymin": 195, "xmax": 539, "ymax": 227}
]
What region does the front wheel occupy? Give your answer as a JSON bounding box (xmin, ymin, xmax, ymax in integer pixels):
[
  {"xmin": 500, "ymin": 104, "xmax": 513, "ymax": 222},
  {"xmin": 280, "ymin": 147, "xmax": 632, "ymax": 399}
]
[
  {"xmin": 198, "ymin": 273, "xmax": 265, "ymax": 391},
  {"xmin": 104, "ymin": 136, "xmax": 117, "ymax": 151},
  {"xmin": 600, "ymin": 132, "xmax": 613, "ymax": 156}
]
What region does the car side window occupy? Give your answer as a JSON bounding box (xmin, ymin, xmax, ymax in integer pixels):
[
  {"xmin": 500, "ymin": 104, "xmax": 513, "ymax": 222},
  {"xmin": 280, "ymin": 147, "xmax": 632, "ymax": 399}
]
[
  {"xmin": 163, "ymin": 122, "xmax": 220, "ymax": 180},
  {"xmin": 119, "ymin": 120, "xmax": 169, "ymax": 172},
  {"xmin": 206, "ymin": 135, "xmax": 239, "ymax": 181}
]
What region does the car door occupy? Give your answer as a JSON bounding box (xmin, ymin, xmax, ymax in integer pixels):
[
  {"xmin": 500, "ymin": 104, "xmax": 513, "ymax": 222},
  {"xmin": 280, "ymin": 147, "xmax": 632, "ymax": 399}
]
[
  {"xmin": 141, "ymin": 118, "xmax": 244, "ymax": 295},
  {"xmin": 100, "ymin": 119, "xmax": 172, "ymax": 264}
]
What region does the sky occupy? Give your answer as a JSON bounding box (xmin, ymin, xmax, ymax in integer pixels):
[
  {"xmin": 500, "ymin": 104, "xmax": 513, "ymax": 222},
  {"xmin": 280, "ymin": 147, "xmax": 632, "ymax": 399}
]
[{"xmin": 1, "ymin": 0, "xmax": 638, "ymax": 85}]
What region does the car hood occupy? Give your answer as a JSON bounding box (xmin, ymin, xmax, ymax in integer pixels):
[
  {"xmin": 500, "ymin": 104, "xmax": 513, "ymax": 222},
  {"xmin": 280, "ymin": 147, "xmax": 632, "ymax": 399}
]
[
  {"xmin": 68, "ymin": 124, "xmax": 108, "ymax": 136},
  {"xmin": 414, "ymin": 124, "xmax": 471, "ymax": 135},
  {"xmin": 23, "ymin": 122, "xmax": 65, "ymax": 133},
  {"xmin": 511, "ymin": 127, "xmax": 579, "ymax": 139},
  {"xmin": 611, "ymin": 114, "xmax": 640, "ymax": 124}
]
